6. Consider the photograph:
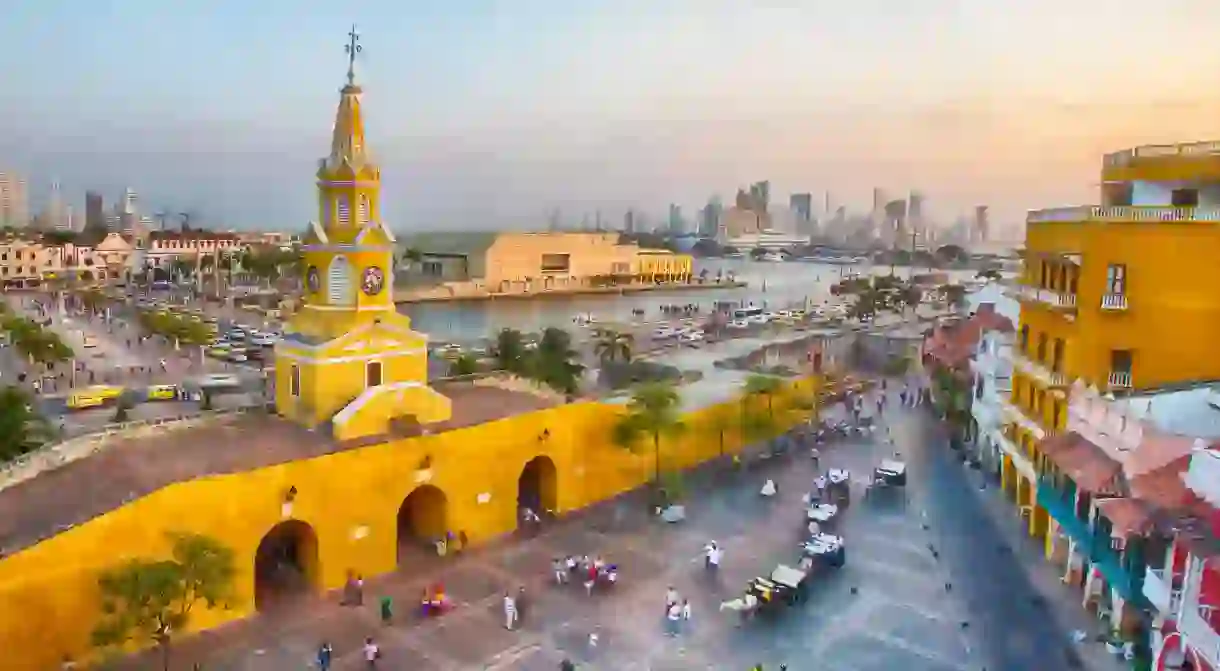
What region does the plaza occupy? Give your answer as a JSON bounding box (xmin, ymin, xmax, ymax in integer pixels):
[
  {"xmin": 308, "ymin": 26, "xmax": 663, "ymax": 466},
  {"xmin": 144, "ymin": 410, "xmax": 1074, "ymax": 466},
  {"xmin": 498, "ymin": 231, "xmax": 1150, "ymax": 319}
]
[{"xmin": 110, "ymin": 401, "xmax": 1119, "ymax": 670}]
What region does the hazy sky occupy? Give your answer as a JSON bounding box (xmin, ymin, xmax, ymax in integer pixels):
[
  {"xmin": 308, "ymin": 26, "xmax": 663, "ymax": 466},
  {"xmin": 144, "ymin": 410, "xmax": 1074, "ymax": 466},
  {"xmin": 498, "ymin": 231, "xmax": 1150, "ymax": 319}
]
[{"xmin": 3, "ymin": 0, "xmax": 1220, "ymax": 236}]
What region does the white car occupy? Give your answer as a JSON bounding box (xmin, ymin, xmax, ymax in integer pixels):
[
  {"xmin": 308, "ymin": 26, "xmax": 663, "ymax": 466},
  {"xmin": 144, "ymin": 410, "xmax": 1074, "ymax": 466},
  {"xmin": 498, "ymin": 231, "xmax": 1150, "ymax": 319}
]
[
  {"xmin": 196, "ymin": 373, "xmax": 241, "ymax": 388},
  {"xmin": 679, "ymin": 330, "xmax": 705, "ymax": 342},
  {"xmin": 728, "ymin": 319, "xmax": 750, "ymax": 329},
  {"xmin": 249, "ymin": 334, "xmax": 278, "ymax": 346},
  {"xmin": 652, "ymin": 327, "xmax": 678, "ymax": 339},
  {"xmin": 748, "ymin": 314, "xmax": 769, "ymax": 325}
]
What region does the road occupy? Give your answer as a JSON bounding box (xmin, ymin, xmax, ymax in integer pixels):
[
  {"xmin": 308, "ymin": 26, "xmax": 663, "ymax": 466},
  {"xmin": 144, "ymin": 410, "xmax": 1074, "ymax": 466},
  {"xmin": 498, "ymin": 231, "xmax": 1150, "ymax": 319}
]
[{"xmin": 110, "ymin": 391, "xmax": 1122, "ymax": 671}]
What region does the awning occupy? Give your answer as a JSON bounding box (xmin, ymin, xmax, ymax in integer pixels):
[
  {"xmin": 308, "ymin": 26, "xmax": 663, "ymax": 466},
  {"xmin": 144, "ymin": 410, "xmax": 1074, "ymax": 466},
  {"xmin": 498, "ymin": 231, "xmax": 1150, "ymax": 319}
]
[
  {"xmin": 1095, "ymin": 498, "xmax": 1154, "ymax": 537},
  {"xmin": 1038, "ymin": 432, "xmax": 1122, "ymax": 494}
]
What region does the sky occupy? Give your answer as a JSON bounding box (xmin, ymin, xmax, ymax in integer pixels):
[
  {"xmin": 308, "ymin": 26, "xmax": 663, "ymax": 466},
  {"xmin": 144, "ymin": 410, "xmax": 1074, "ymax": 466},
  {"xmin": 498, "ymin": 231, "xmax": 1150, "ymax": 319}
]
[{"xmin": 3, "ymin": 0, "xmax": 1220, "ymax": 237}]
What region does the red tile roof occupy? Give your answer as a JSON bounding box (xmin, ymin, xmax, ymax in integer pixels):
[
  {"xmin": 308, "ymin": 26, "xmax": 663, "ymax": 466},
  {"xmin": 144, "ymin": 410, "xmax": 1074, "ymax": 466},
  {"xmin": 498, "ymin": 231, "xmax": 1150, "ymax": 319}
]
[
  {"xmin": 1038, "ymin": 432, "xmax": 1123, "ymax": 494},
  {"xmin": 1096, "ymin": 498, "xmax": 1155, "ymax": 537},
  {"xmin": 923, "ymin": 304, "xmax": 1014, "ymax": 369}
]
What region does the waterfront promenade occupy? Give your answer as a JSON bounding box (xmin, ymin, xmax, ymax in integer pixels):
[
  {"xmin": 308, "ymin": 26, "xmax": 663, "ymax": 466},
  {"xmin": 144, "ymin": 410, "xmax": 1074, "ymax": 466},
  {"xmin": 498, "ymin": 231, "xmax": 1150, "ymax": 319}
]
[{"xmin": 394, "ymin": 279, "xmax": 749, "ymax": 304}]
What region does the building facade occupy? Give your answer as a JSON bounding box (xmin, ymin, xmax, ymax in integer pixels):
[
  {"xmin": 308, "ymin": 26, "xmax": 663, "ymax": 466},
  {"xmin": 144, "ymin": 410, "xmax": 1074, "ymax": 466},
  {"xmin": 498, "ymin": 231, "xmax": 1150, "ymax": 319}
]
[
  {"xmin": 0, "ymin": 171, "xmax": 28, "ymax": 229},
  {"xmin": 1001, "ymin": 138, "xmax": 1220, "ymax": 655}
]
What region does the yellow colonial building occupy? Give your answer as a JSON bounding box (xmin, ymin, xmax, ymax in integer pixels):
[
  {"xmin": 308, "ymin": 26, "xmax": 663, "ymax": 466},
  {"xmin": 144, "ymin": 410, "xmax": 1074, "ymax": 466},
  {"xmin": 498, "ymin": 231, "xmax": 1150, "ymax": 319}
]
[
  {"xmin": 1000, "ymin": 139, "xmax": 1220, "ymax": 555},
  {"xmin": 0, "ymin": 44, "xmax": 815, "ymax": 671}
]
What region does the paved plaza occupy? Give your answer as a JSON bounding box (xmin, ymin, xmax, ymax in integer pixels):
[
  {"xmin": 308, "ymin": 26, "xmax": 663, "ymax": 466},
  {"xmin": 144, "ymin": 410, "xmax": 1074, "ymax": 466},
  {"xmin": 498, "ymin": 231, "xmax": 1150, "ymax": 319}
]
[{"xmin": 109, "ymin": 396, "xmax": 1122, "ymax": 671}]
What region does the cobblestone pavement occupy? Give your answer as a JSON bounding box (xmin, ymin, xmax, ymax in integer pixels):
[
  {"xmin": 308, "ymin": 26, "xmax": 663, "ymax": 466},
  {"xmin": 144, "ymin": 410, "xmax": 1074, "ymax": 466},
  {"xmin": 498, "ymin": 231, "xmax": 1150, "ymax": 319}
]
[{"xmin": 113, "ymin": 395, "xmax": 1114, "ymax": 670}]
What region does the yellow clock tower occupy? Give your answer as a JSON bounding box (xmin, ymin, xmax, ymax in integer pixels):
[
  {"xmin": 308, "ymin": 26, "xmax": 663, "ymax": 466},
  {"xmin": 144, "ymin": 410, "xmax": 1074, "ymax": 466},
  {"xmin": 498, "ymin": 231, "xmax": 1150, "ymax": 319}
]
[{"xmin": 274, "ymin": 28, "xmax": 451, "ymax": 437}]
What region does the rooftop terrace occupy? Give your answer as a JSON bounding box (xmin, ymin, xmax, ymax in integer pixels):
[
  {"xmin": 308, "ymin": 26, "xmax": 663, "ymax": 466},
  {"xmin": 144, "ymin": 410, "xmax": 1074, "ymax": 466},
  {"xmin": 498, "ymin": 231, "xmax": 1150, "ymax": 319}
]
[{"xmin": 0, "ymin": 382, "xmax": 558, "ymax": 555}]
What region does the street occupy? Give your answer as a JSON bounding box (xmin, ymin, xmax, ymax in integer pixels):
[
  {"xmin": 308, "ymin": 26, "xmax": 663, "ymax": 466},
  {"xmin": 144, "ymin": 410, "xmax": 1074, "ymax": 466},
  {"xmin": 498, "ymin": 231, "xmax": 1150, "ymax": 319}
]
[{"xmin": 111, "ymin": 392, "xmax": 1122, "ymax": 671}]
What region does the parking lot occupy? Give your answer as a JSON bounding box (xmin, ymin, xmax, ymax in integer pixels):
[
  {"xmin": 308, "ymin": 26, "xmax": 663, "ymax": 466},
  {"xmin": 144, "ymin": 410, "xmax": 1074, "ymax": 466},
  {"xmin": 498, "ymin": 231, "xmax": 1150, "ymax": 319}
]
[{"xmin": 112, "ymin": 393, "xmax": 1107, "ymax": 670}]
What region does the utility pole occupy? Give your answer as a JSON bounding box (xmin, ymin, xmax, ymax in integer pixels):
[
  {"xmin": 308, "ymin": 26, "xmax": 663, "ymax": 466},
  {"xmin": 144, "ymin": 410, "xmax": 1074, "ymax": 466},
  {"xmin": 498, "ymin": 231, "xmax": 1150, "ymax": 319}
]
[{"xmin": 910, "ymin": 228, "xmax": 920, "ymax": 275}]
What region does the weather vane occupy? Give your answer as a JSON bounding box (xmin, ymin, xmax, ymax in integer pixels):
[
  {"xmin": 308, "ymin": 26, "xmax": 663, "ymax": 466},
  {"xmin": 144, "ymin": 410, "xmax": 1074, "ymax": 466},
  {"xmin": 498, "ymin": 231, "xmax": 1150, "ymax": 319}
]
[{"xmin": 345, "ymin": 25, "xmax": 362, "ymax": 86}]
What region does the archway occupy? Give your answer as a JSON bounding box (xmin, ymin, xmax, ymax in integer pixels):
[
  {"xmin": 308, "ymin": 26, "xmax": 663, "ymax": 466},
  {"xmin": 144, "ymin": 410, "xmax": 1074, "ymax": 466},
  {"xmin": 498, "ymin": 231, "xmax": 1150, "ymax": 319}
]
[
  {"xmin": 517, "ymin": 456, "xmax": 558, "ymax": 521},
  {"xmin": 397, "ymin": 485, "xmax": 448, "ymax": 565},
  {"xmin": 253, "ymin": 520, "xmax": 319, "ymax": 611}
]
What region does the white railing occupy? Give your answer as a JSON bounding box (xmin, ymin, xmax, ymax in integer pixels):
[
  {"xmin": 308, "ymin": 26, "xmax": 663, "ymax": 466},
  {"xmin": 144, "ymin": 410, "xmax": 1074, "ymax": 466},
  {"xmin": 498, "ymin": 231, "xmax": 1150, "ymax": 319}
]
[
  {"xmin": 1012, "ymin": 353, "xmax": 1068, "ymax": 388},
  {"xmin": 1180, "ymin": 603, "xmax": 1220, "ymax": 669},
  {"xmin": 1108, "ymin": 371, "xmax": 1133, "ymax": 389},
  {"xmin": 1105, "ymin": 140, "xmax": 1220, "ymax": 167},
  {"xmin": 1144, "ymin": 567, "xmax": 1184, "ymax": 617},
  {"xmin": 1027, "ymin": 206, "xmax": 1220, "ymax": 224},
  {"xmin": 994, "ymin": 430, "xmax": 1038, "ymax": 481},
  {"xmin": 998, "ymin": 396, "xmax": 1047, "ymax": 439},
  {"xmin": 1101, "ymin": 293, "xmax": 1128, "ymax": 310}
]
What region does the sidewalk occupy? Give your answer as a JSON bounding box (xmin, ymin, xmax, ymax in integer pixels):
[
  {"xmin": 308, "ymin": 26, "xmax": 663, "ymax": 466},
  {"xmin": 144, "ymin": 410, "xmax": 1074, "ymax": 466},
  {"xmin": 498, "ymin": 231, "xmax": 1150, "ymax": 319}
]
[{"xmin": 960, "ymin": 458, "xmax": 1129, "ymax": 671}]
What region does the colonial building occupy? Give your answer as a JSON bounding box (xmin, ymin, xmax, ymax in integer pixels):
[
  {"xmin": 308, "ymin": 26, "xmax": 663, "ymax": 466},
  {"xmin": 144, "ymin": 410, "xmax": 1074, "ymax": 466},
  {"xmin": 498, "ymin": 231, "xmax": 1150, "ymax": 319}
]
[
  {"xmin": 1001, "ymin": 138, "xmax": 1220, "ymax": 656},
  {"xmin": 402, "ymin": 230, "xmax": 693, "ymax": 298}
]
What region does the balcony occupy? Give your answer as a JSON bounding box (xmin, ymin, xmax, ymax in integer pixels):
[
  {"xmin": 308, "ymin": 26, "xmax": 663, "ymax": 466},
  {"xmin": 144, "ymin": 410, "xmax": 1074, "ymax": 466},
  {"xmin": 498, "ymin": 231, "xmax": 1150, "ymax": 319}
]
[
  {"xmin": 998, "ymin": 396, "xmax": 1046, "ymax": 439},
  {"xmin": 1143, "ymin": 567, "xmax": 1183, "ymax": 617},
  {"xmin": 1028, "ymin": 205, "xmax": 1220, "ymax": 224},
  {"xmin": 1012, "ymin": 353, "xmax": 1068, "ymax": 388},
  {"xmin": 1179, "ymin": 603, "xmax": 1220, "ymax": 669},
  {"xmin": 1036, "ymin": 478, "xmax": 1146, "ymax": 604},
  {"xmin": 1108, "ymin": 371, "xmax": 1133, "ymax": 389},
  {"xmin": 994, "ymin": 431, "xmax": 1038, "ymax": 481},
  {"xmin": 1100, "ymin": 293, "xmax": 1128, "ymax": 311},
  {"xmin": 1011, "ymin": 284, "xmax": 1078, "ymax": 311}
]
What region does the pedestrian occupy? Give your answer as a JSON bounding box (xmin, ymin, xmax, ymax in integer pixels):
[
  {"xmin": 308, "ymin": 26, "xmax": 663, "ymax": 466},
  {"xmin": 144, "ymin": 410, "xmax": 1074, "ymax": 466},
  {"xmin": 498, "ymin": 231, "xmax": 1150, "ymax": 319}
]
[
  {"xmin": 316, "ymin": 641, "xmax": 333, "ymax": 671},
  {"xmin": 559, "ymin": 660, "xmax": 576, "ymax": 671},
  {"xmin": 516, "ymin": 586, "xmax": 529, "ymax": 624},
  {"xmin": 681, "ymin": 598, "xmax": 692, "ymax": 622},
  {"xmin": 665, "ymin": 585, "xmax": 679, "ymax": 611},
  {"xmin": 553, "ymin": 557, "xmax": 567, "ymax": 585},
  {"xmin": 378, "ymin": 595, "xmax": 393, "ymax": 624},
  {"xmin": 665, "ymin": 600, "xmax": 682, "ymax": 636},
  {"xmin": 362, "ymin": 637, "xmax": 380, "ymax": 669},
  {"xmin": 503, "ymin": 591, "xmax": 517, "ymax": 630},
  {"xmin": 704, "ymin": 541, "xmax": 722, "ymax": 574}
]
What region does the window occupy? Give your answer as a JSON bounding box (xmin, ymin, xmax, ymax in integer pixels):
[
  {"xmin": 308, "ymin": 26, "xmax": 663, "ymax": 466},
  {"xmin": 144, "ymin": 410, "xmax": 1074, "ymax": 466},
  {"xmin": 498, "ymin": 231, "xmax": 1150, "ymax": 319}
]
[
  {"xmin": 1051, "ymin": 402, "xmax": 1062, "ymax": 430},
  {"xmin": 1052, "ymin": 339, "xmax": 1064, "ymax": 373},
  {"xmin": 357, "ymin": 195, "xmax": 369, "ymax": 225},
  {"xmin": 290, "ymin": 365, "xmax": 300, "ymax": 397},
  {"xmin": 540, "ymin": 253, "xmax": 571, "ymax": 273},
  {"xmin": 1110, "ymin": 349, "xmax": 1133, "ymax": 374},
  {"xmin": 1019, "ymin": 325, "xmax": 1029, "ymax": 353},
  {"xmin": 422, "ymin": 261, "xmax": 443, "ymax": 276},
  {"xmin": 1171, "ymin": 188, "xmax": 1199, "ymax": 207},
  {"xmin": 366, "ymin": 361, "xmax": 382, "ymax": 387},
  {"xmin": 1106, "ymin": 264, "xmax": 1126, "ymax": 295},
  {"xmin": 1036, "ymin": 333, "xmax": 1047, "ymax": 363},
  {"xmin": 327, "ymin": 255, "xmax": 353, "ymax": 305},
  {"xmin": 336, "ymin": 196, "xmax": 351, "ymax": 227},
  {"xmin": 1040, "ymin": 261, "xmax": 1048, "ymax": 288}
]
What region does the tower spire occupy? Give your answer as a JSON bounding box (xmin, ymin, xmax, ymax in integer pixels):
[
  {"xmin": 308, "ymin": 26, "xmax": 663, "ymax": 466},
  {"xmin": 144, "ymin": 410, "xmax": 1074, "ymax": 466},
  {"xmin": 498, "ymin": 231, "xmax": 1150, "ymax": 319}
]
[{"xmin": 344, "ymin": 25, "xmax": 362, "ymax": 88}]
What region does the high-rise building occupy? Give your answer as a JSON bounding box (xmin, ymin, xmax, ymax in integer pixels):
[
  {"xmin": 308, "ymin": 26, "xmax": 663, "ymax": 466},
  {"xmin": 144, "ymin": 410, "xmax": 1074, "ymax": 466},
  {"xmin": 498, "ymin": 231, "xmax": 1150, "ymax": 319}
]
[
  {"xmin": 973, "ymin": 205, "xmax": 989, "ymax": 243},
  {"xmin": 790, "ymin": 193, "xmax": 813, "ymax": 234},
  {"xmin": 667, "ymin": 204, "xmax": 684, "ymax": 234},
  {"xmin": 908, "ymin": 192, "xmax": 925, "ymax": 236},
  {"xmin": 0, "ymin": 171, "xmax": 29, "ymax": 228},
  {"xmin": 699, "ymin": 197, "xmax": 723, "ymax": 238},
  {"xmin": 749, "ymin": 181, "xmax": 770, "ymax": 213},
  {"xmin": 623, "ymin": 209, "xmax": 636, "ymax": 234},
  {"xmin": 85, "ymin": 191, "xmax": 105, "ymax": 232}
]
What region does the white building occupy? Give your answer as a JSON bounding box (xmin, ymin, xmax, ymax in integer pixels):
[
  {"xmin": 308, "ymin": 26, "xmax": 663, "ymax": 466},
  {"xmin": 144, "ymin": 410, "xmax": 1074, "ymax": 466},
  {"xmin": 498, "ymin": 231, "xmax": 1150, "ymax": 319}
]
[{"xmin": 968, "ymin": 282, "xmax": 1021, "ymax": 475}]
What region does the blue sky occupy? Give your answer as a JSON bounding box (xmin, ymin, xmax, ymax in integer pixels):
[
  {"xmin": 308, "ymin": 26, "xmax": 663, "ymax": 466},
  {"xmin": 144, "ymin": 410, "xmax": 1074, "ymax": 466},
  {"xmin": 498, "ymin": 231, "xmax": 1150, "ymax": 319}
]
[{"xmin": 3, "ymin": 0, "xmax": 1220, "ymax": 234}]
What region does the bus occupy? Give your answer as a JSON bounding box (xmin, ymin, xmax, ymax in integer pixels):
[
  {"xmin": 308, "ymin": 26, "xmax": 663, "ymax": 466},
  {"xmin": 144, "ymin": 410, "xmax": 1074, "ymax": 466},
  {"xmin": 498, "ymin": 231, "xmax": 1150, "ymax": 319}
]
[{"xmin": 732, "ymin": 306, "xmax": 765, "ymax": 322}]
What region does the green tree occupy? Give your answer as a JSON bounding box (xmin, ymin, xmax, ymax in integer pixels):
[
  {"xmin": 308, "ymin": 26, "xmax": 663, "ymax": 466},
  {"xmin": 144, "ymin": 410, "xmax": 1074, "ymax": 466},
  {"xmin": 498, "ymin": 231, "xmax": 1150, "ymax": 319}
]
[
  {"xmin": 899, "ymin": 285, "xmax": 923, "ymax": 313},
  {"xmin": 593, "ymin": 329, "xmax": 633, "ymax": 365},
  {"xmin": 492, "ymin": 328, "xmax": 527, "ymax": 373},
  {"xmin": 92, "ymin": 533, "xmax": 236, "ymax": 671},
  {"xmin": 448, "ymin": 353, "xmax": 480, "ymax": 376},
  {"xmin": 848, "ymin": 290, "xmax": 879, "ymax": 322},
  {"xmin": 0, "ymin": 385, "xmax": 51, "ymax": 461},
  {"xmin": 939, "ymin": 283, "xmax": 968, "ymax": 310},
  {"xmin": 705, "ymin": 405, "xmax": 737, "ymax": 459},
  {"xmin": 531, "ymin": 327, "xmax": 584, "ymax": 395},
  {"xmin": 743, "ymin": 374, "xmax": 783, "ymax": 419},
  {"xmin": 976, "ymin": 268, "xmax": 1002, "ymax": 281},
  {"xmin": 613, "ymin": 382, "xmax": 684, "ymax": 483},
  {"xmin": 400, "ymin": 247, "xmax": 424, "ymax": 272}
]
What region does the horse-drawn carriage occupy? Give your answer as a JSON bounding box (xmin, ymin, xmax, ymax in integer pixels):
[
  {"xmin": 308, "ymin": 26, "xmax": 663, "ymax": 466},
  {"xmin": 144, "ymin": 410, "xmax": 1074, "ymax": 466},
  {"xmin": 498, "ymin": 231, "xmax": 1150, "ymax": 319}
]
[
  {"xmin": 719, "ymin": 563, "xmax": 812, "ymax": 619},
  {"xmin": 800, "ymin": 533, "xmax": 846, "ymax": 569},
  {"xmin": 865, "ymin": 459, "xmax": 907, "ymax": 501},
  {"xmin": 805, "ymin": 502, "xmax": 840, "ymax": 532},
  {"xmin": 827, "ymin": 468, "xmax": 851, "ymax": 505}
]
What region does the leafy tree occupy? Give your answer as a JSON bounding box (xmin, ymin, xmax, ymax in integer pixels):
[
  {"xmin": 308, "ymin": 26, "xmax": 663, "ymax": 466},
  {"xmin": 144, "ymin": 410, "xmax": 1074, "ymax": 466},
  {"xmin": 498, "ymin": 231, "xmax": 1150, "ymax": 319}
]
[
  {"xmin": 705, "ymin": 405, "xmax": 737, "ymax": 459},
  {"xmin": 531, "ymin": 327, "xmax": 584, "ymax": 395},
  {"xmin": 0, "ymin": 385, "xmax": 51, "ymax": 461},
  {"xmin": 593, "ymin": 329, "xmax": 633, "ymax": 365},
  {"xmin": 935, "ymin": 244, "xmax": 966, "ymax": 265},
  {"xmin": 750, "ymin": 246, "xmax": 768, "ymax": 258},
  {"xmin": 743, "ymin": 374, "xmax": 783, "ymax": 419},
  {"xmin": 613, "ymin": 382, "xmax": 684, "ymax": 483},
  {"xmin": 939, "ymin": 283, "xmax": 969, "ymax": 310},
  {"xmin": 492, "ymin": 328, "xmax": 527, "ymax": 373},
  {"xmin": 848, "ymin": 290, "xmax": 878, "ymax": 322},
  {"xmin": 448, "ymin": 353, "xmax": 480, "ymax": 376},
  {"xmin": 899, "ymin": 285, "xmax": 923, "ymax": 313},
  {"xmin": 92, "ymin": 533, "xmax": 236, "ymax": 671},
  {"xmin": 976, "ymin": 268, "xmax": 1002, "ymax": 281},
  {"xmin": 400, "ymin": 247, "xmax": 424, "ymax": 271}
]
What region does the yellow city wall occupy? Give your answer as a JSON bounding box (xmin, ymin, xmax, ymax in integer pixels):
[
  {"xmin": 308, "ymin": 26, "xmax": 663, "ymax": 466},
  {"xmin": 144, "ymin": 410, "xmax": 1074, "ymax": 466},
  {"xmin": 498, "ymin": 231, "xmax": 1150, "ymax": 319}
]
[{"xmin": 0, "ymin": 377, "xmax": 817, "ymax": 670}]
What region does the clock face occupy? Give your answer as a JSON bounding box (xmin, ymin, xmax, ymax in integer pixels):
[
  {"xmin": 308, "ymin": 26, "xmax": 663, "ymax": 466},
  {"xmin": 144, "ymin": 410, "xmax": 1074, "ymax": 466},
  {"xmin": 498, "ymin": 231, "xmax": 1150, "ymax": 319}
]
[
  {"xmin": 362, "ymin": 266, "xmax": 385, "ymax": 296},
  {"xmin": 306, "ymin": 266, "xmax": 320, "ymax": 293}
]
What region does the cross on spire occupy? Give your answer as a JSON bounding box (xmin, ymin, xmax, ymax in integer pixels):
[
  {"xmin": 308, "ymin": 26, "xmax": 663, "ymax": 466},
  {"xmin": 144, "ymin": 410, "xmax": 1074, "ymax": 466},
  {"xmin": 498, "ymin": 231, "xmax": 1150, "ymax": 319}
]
[{"xmin": 345, "ymin": 25, "xmax": 362, "ymax": 86}]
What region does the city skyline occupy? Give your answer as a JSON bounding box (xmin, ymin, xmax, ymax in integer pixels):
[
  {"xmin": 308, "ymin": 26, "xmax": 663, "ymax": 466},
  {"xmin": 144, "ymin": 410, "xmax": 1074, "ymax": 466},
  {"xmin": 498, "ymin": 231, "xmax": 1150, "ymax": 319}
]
[{"xmin": 3, "ymin": 1, "xmax": 1219, "ymax": 233}]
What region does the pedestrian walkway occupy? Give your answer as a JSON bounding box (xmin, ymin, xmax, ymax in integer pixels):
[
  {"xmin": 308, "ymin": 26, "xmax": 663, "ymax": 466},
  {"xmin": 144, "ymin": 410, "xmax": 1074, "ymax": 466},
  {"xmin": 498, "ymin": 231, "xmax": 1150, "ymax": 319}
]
[{"xmin": 957, "ymin": 451, "xmax": 1127, "ymax": 671}]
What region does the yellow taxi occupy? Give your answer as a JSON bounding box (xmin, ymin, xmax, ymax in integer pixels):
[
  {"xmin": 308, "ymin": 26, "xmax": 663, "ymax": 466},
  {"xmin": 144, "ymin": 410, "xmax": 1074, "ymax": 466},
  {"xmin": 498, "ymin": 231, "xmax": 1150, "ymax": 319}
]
[
  {"xmin": 207, "ymin": 343, "xmax": 232, "ymax": 358},
  {"xmin": 146, "ymin": 384, "xmax": 181, "ymax": 401},
  {"xmin": 66, "ymin": 385, "xmax": 124, "ymax": 410}
]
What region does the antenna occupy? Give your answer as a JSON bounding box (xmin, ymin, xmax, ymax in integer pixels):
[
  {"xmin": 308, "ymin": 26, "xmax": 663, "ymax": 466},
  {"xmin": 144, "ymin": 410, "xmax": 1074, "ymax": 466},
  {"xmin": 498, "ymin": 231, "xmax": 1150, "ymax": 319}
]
[{"xmin": 344, "ymin": 25, "xmax": 362, "ymax": 86}]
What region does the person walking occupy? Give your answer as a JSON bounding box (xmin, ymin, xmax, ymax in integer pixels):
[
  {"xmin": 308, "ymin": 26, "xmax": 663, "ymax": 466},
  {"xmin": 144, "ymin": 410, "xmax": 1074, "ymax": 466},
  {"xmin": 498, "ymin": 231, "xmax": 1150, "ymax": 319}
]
[
  {"xmin": 316, "ymin": 641, "xmax": 333, "ymax": 671},
  {"xmin": 362, "ymin": 637, "xmax": 380, "ymax": 669},
  {"xmin": 503, "ymin": 591, "xmax": 518, "ymax": 630}
]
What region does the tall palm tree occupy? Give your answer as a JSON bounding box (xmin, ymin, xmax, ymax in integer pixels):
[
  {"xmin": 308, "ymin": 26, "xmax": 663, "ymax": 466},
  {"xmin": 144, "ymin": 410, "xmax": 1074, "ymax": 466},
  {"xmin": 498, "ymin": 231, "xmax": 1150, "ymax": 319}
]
[
  {"xmin": 614, "ymin": 382, "xmax": 684, "ymax": 483},
  {"xmin": 0, "ymin": 385, "xmax": 51, "ymax": 461},
  {"xmin": 705, "ymin": 406, "xmax": 737, "ymax": 459},
  {"xmin": 593, "ymin": 330, "xmax": 633, "ymax": 365},
  {"xmin": 743, "ymin": 374, "xmax": 783, "ymax": 419},
  {"xmin": 533, "ymin": 327, "xmax": 584, "ymax": 395}
]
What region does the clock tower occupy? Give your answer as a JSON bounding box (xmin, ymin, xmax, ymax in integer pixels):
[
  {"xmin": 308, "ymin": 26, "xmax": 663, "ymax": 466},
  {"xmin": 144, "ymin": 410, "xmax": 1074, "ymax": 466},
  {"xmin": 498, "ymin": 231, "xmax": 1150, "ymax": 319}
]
[{"xmin": 275, "ymin": 28, "xmax": 451, "ymax": 434}]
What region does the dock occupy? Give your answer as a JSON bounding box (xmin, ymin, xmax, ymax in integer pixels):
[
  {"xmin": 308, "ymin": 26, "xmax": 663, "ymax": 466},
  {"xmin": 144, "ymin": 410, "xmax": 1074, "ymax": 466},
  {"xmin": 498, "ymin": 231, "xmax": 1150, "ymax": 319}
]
[{"xmin": 393, "ymin": 280, "xmax": 748, "ymax": 304}]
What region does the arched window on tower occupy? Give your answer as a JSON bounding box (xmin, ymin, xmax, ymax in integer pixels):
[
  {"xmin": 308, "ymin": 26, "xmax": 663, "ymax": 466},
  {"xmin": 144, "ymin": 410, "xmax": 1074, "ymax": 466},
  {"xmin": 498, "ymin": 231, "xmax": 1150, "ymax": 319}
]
[
  {"xmin": 336, "ymin": 196, "xmax": 351, "ymax": 227},
  {"xmin": 327, "ymin": 255, "xmax": 354, "ymax": 305},
  {"xmin": 357, "ymin": 195, "xmax": 369, "ymax": 226}
]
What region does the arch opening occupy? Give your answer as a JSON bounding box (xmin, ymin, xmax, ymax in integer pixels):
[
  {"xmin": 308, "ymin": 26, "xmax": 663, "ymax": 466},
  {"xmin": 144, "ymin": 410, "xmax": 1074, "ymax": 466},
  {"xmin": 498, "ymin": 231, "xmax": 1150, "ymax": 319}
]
[
  {"xmin": 253, "ymin": 519, "xmax": 319, "ymax": 611},
  {"xmin": 517, "ymin": 456, "xmax": 558, "ymax": 522},
  {"xmin": 397, "ymin": 485, "xmax": 448, "ymax": 565}
]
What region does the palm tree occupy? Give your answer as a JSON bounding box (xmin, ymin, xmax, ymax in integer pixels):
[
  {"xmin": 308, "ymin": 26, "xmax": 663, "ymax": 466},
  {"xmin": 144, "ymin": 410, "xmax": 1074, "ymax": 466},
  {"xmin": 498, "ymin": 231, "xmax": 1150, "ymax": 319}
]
[
  {"xmin": 849, "ymin": 290, "xmax": 878, "ymax": 322},
  {"xmin": 743, "ymin": 374, "xmax": 782, "ymax": 419},
  {"xmin": 614, "ymin": 382, "xmax": 684, "ymax": 483},
  {"xmin": 593, "ymin": 330, "xmax": 633, "ymax": 365},
  {"xmin": 0, "ymin": 385, "xmax": 51, "ymax": 461},
  {"xmin": 449, "ymin": 353, "xmax": 480, "ymax": 376},
  {"xmin": 533, "ymin": 327, "xmax": 584, "ymax": 396},
  {"xmin": 705, "ymin": 406, "xmax": 737, "ymax": 459},
  {"xmin": 493, "ymin": 328, "xmax": 527, "ymax": 373}
]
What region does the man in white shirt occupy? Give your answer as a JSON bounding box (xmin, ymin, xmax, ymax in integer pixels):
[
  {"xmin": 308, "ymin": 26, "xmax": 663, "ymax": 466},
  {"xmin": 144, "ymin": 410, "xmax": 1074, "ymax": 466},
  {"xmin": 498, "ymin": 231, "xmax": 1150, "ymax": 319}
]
[
  {"xmin": 705, "ymin": 542, "xmax": 722, "ymax": 573},
  {"xmin": 362, "ymin": 637, "xmax": 379, "ymax": 669},
  {"xmin": 503, "ymin": 592, "xmax": 518, "ymax": 630},
  {"xmin": 666, "ymin": 601, "xmax": 682, "ymax": 636}
]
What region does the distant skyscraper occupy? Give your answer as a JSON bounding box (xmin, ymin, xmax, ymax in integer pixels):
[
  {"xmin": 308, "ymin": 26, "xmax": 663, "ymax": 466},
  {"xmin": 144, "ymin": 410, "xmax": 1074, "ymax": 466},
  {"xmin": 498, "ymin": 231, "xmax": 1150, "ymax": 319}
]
[
  {"xmin": 699, "ymin": 196, "xmax": 723, "ymax": 238},
  {"xmin": 749, "ymin": 181, "xmax": 770, "ymax": 213},
  {"xmin": 790, "ymin": 193, "xmax": 813, "ymax": 234},
  {"xmin": 85, "ymin": 190, "xmax": 105, "ymax": 231},
  {"xmin": 624, "ymin": 209, "xmax": 636, "ymax": 234},
  {"xmin": 667, "ymin": 204, "xmax": 684, "ymax": 234},
  {"xmin": 45, "ymin": 180, "xmax": 68, "ymax": 231},
  {"xmin": 0, "ymin": 171, "xmax": 29, "ymax": 228},
  {"xmin": 974, "ymin": 206, "xmax": 990, "ymax": 244}
]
